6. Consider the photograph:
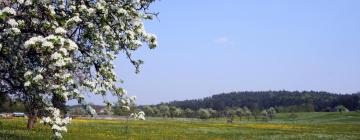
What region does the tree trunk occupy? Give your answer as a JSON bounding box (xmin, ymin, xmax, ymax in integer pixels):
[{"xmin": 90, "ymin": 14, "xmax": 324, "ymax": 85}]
[{"xmin": 27, "ymin": 115, "xmax": 37, "ymax": 129}]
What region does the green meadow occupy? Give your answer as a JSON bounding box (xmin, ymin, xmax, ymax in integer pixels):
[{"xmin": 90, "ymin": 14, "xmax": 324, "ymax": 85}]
[{"xmin": 1, "ymin": 112, "xmax": 360, "ymax": 140}]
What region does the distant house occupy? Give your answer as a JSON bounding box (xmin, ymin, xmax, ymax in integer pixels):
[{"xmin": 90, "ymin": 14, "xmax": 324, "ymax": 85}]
[
  {"xmin": 12, "ymin": 112, "xmax": 26, "ymax": 117},
  {"xmin": 92, "ymin": 105, "xmax": 107, "ymax": 115}
]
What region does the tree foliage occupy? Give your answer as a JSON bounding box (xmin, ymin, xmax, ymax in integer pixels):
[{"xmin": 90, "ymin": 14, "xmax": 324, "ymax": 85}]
[
  {"xmin": 0, "ymin": 0, "xmax": 157, "ymax": 138},
  {"xmin": 198, "ymin": 108, "xmax": 210, "ymax": 120},
  {"xmin": 335, "ymin": 105, "xmax": 349, "ymax": 114}
]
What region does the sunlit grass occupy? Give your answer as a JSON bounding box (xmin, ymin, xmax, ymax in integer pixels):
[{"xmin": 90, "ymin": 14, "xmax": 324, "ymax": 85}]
[{"xmin": 1, "ymin": 112, "xmax": 360, "ymax": 140}]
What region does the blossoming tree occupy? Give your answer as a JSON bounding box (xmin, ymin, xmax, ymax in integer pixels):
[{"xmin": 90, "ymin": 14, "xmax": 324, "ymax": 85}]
[{"xmin": 0, "ymin": 0, "xmax": 157, "ymax": 139}]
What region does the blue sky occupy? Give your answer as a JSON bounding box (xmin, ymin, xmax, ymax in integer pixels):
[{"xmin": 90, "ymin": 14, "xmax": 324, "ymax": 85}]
[{"xmin": 88, "ymin": 0, "xmax": 360, "ymax": 105}]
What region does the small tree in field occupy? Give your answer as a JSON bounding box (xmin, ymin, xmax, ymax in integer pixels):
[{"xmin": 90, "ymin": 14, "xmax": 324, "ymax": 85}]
[
  {"xmin": 260, "ymin": 109, "xmax": 269, "ymax": 121},
  {"xmin": 169, "ymin": 106, "xmax": 179, "ymax": 118},
  {"xmin": 208, "ymin": 108, "xmax": 217, "ymax": 118},
  {"xmin": 335, "ymin": 105, "xmax": 349, "ymax": 114},
  {"xmin": 198, "ymin": 108, "xmax": 210, "ymax": 120},
  {"xmin": 235, "ymin": 108, "xmax": 244, "ymax": 121},
  {"xmin": 243, "ymin": 106, "xmax": 252, "ymax": 121},
  {"xmin": 267, "ymin": 107, "xmax": 276, "ymax": 120},
  {"xmin": 0, "ymin": 0, "xmax": 157, "ymax": 139},
  {"xmin": 159, "ymin": 105, "xmax": 170, "ymax": 118},
  {"xmin": 184, "ymin": 108, "xmax": 194, "ymax": 118},
  {"xmin": 225, "ymin": 108, "xmax": 236, "ymax": 122},
  {"xmin": 173, "ymin": 108, "xmax": 183, "ymax": 118},
  {"xmin": 143, "ymin": 105, "xmax": 155, "ymax": 117}
]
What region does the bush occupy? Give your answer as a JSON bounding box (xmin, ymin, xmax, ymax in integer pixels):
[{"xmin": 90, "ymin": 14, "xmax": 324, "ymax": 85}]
[
  {"xmin": 335, "ymin": 105, "xmax": 349, "ymax": 114},
  {"xmin": 198, "ymin": 109, "xmax": 210, "ymax": 120}
]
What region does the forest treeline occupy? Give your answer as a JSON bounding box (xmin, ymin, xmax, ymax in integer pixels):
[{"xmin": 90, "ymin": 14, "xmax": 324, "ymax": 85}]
[
  {"xmin": 2, "ymin": 90, "xmax": 360, "ymax": 120},
  {"xmin": 163, "ymin": 91, "xmax": 360, "ymax": 112}
]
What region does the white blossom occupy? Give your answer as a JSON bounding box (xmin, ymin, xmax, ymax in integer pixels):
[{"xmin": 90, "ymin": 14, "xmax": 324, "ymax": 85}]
[
  {"xmin": 87, "ymin": 8, "xmax": 96, "ymax": 14},
  {"xmin": 17, "ymin": 0, "xmax": 24, "ymax": 4},
  {"xmin": 41, "ymin": 117, "xmax": 51, "ymax": 123},
  {"xmin": 130, "ymin": 96, "xmax": 136, "ymax": 102},
  {"xmin": 130, "ymin": 111, "xmax": 145, "ymax": 120},
  {"xmin": 55, "ymin": 27, "xmax": 67, "ymax": 35},
  {"xmin": 54, "ymin": 132, "xmax": 62, "ymax": 139},
  {"xmin": 59, "ymin": 48, "xmax": 68, "ymax": 56},
  {"xmin": 52, "ymin": 124, "xmax": 61, "ymax": 130},
  {"xmin": 24, "ymin": 71, "xmax": 33, "ymax": 77},
  {"xmin": 48, "ymin": 5, "xmax": 56, "ymax": 16},
  {"xmin": 138, "ymin": 111, "xmax": 146, "ymax": 120},
  {"xmin": 63, "ymin": 57, "xmax": 73, "ymax": 63},
  {"xmin": 24, "ymin": 0, "xmax": 32, "ymax": 6},
  {"xmin": 50, "ymin": 52, "xmax": 62, "ymax": 60},
  {"xmin": 65, "ymin": 73, "xmax": 72, "ymax": 78},
  {"xmin": 51, "ymin": 84, "xmax": 60, "ymax": 90},
  {"xmin": 1, "ymin": 7, "xmax": 16, "ymax": 15},
  {"xmin": 31, "ymin": 18, "xmax": 40, "ymax": 25},
  {"xmin": 66, "ymin": 39, "xmax": 78, "ymax": 51},
  {"xmin": 42, "ymin": 41, "xmax": 54, "ymax": 48},
  {"xmin": 24, "ymin": 36, "xmax": 44, "ymax": 48},
  {"xmin": 54, "ymin": 59, "xmax": 66, "ymax": 67},
  {"xmin": 7, "ymin": 19, "xmax": 18, "ymax": 27},
  {"xmin": 66, "ymin": 16, "xmax": 82, "ymax": 24},
  {"xmin": 24, "ymin": 81, "xmax": 31, "ymax": 87},
  {"xmin": 117, "ymin": 8, "xmax": 127, "ymax": 15},
  {"xmin": 123, "ymin": 106, "xmax": 130, "ymax": 111},
  {"xmin": 33, "ymin": 74, "xmax": 43, "ymax": 82},
  {"xmin": 62, "ymin": 92, "xmax": 69, "ymax": 100},
  {"xmin": 9, "ymin": 28, "xmax": 21, "ymax": 34}
]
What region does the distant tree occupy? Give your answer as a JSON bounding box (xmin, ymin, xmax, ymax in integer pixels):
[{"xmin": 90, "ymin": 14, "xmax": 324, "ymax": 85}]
[
  {"xmin": 0, "ymin": 94, "xmax": 25, "ymax": 113},
  {"xmin": 113, "ymin": 101, "xmax": 137, "ymax": 117},
  {"xmin": 260, "ymin": 110, "xmax": 269, "ymax": 121},
  {"xmin": 225, "ymin": 108, "xmax": 236, "ymax": 121},
  {"xmin": 169, "ymin": 106, "xmax": 182, "ymax": 118},
  {"xmin": 159, "ymin": 105, "xmax": 170, "ymax": 118},
  {"xmin": 335, "ymin": 105, "xmax": 349, "ymax": 114},
  {"xmin": 243, "ymin": 107, "xmax": 252, "ymax": 121},
  {"xmin": 171, "ymin": 107, "xmax": 183, "ymax": 118},
  {"xmin": 252, "ymin": 110, "xmax": 261, "ymax": 121},
  {"xmin": 152, "ymin": 107, "xmax": 160, "ymax": 117},
  {"xmin": 208, "ymin": 108, "xmax": 217, "ymax": 118},
  {"xmin": 198, "ymin": 108, "xmax": 210, "ymax": 120},
  {"xmin": 68, "ymin": 107, "xmax": 86, "ymax": 116},
  {"xmin": 184, "ymin": 108, "xmax": 194, "ymax": 118},
  {"xmin": 236, "ymin": 108, "xmax": 245, "ymax": 121},
  {"xmin": 169, "ymin": 106, "xmax": 176, "ymax": 118},
  {"xmin": 143, "ymin": 106, "xmax": 155, "ymax": 117},
  {"xmin": 267, "ymin": 107, "xmax": 276, "ymax": 120}
]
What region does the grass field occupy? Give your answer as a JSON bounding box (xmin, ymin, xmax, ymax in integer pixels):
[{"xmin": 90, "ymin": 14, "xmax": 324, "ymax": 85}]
[{"xmin": 1, "ymin": 112, "xmax": 360, "ymax": 140}]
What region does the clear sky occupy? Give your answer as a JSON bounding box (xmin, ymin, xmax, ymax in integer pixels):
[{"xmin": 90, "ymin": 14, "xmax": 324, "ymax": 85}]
[{"xmin": 88, "ymin": 0, "xmax": 360, "ymax": 105}]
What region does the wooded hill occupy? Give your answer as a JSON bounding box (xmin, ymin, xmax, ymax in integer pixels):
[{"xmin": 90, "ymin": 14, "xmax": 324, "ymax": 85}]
[{"xmin": 164, "ymin": 91, "xmax": 360, "ymax": 112}]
